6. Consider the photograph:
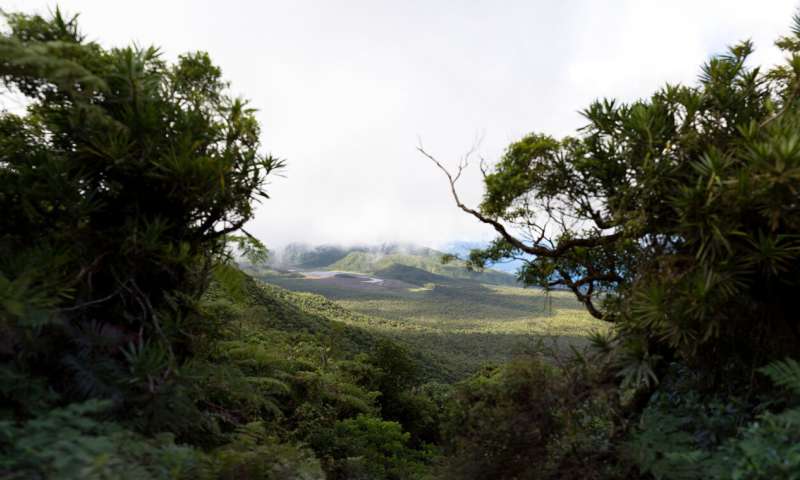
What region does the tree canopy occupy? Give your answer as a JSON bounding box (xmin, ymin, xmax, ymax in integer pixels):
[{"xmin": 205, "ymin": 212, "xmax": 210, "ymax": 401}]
[
  {"xmin": 0, "ymin": 8, "xmax": 282, "ymax": 414},
  {"xmin": 426, "ymin": 17, "xmax": 800, "ymax": 370}
]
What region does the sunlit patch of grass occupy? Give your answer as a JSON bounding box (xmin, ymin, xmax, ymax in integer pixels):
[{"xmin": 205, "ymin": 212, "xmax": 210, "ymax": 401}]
[{"xmin": 407, "ymin": 283, "xmax": 435, "ymax": 293}]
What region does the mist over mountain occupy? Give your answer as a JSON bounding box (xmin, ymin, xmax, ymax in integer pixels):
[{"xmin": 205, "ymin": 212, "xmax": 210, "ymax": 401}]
[
  {"xmin": 267, "ymin": 242, "xmax": 439, "ymax": 270},
  {"xmin": 264, "ymin": 241, "xmax": 519, "ymax": 286}
]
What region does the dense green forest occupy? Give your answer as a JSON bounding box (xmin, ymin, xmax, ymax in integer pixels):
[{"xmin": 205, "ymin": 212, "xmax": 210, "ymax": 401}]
[{"xmin": 2, "ymin": 7, "xmax": 800, "ymax": 480}]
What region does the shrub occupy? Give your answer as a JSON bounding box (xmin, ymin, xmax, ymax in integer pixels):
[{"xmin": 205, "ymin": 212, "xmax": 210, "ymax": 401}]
[
  {"xmin": 204, "ymin": 422, "xmax": 323, "ymax": 480},
  {"xmin": 0, "ymin": 400, "xmax": 200, "ymax": 479},
  {"xmin": 625, "ymin": 358, "xmax": 800, "ymax": 479},
  {"xmin": 323, "ymin": 414, "xmax": 431, "ymax": 480},
  {"xmin": 441, "ymin": 355, "xmax": 619, "ymax": 479}
]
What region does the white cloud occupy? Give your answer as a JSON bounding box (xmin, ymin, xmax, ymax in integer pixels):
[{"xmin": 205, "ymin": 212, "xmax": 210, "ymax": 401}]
[{"xmin": 7, "ymin": 0, "xmax": 799, "ymax": 248}]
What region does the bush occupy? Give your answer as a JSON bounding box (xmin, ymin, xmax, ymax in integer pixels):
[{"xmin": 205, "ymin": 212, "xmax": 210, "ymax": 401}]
[
  {"xmin": 0, "ymin": 400, "xmax": 200, "ymax": 479},
  {"xmin": 323, "ymin": 414, "xmax": 431, "ymax": 480},
  {"xmin": 625, "ymin": 358, "xmax": 800, "ymax": 479},
  {"xmin": 204, "ymin": 422, "xmax": 323, "ymax": 480},
  {"xmin": 441, "ymin": 354, "xmax": 619, "ymax": 479}
]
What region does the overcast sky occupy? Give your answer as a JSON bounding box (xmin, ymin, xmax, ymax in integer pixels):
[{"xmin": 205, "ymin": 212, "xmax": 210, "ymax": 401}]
[{"xmin": 7, "ymin": 1, "xmax": 799, "ymax": 248}]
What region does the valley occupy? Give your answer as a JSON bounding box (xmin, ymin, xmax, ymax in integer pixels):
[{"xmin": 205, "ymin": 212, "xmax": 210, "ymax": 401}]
[{"xmin": 244, "ymin": 243, "xmax": 606, "ymax": 380}]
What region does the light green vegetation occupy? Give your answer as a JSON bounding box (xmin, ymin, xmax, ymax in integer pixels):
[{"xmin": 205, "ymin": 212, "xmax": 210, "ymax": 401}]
[{"xmin": 249, "ymin": 266, "xmax": 606, "ymax": 380}]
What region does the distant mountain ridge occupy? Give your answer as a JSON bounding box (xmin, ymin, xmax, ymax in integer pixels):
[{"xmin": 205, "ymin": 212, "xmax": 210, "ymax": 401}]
[
  {"xmin": 267, "ymin": 242, "xmax": 518, "ymax": 286},
  {"xmin": 268, "ymin": 242, "xmax": 437, "ymax": 269}
]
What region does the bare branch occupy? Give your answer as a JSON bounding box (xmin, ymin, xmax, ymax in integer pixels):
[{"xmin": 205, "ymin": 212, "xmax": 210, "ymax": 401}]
[
  {"xmin": 760, "ymin": 73, "xmax": 800, "ymax": 128},
  {"xmin": 60, "ymin": 286, "xmax": 123, "ymax": 312},
  {"xmin": 418, "ymin": 146, "xmax": 622, "ymax": 259}
]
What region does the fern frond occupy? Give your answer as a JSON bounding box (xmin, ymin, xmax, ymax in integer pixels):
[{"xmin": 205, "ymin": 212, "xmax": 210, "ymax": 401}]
[
  {"xmin": 62, "ymin": 354, "xmax": 123, "ymax": 400},
  {"xmin": 245, "ymin": 376, "xmax": 291, "ymax": 395},
  {"xmin": 760, "ymin": 357, "xmax": 800, "ymax": 395}
]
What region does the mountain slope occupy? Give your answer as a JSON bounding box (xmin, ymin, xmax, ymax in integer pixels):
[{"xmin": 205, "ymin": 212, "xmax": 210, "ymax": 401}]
[
  {"xmin": 267, "ymin": 243, "xmax": 353, "ymax": 269},
  {"xmin": 269, "ymin": 242, "xmax": 528, "ymax": 283},
  {"xmin": 329, "ymin": 251, "xmax": 517, "ymax": 286},
  {"xmin": 265, "ymin": 242, "xmax": 517, "ymax": 286},
  {"xmin": 372, "ymin": 263, "xmax": 454, "ymax": 286}
]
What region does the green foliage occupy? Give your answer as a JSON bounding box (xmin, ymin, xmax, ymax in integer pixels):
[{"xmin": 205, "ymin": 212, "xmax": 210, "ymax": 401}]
[
  {"xmin": 0, "ymin": 9, "xmax": 439, "ymax": 480},
  {"xmin": 0, "ymin": 7, "xmax": 283, "ymax": 432},
  {"xmin": 322, "ymin": 414, "xmax": 432, "ymax": 480},
  {"xmin": 433, "ymin": 10, "xmax": 800, "ymax": 477},
  {"xmin": 717, "ymin": 358, "xmax": 800, "ymax": 479},
  {"xmin": 192, "ymin": 274, "xmax": 436, "ymax": 478},
  {"xmin": 440, "ymin": 354, "xmax": 620, "ymax": 479},
  {"xmin": 760, "ymin": 357, "xmax": 800, "ymax": 395},
  {"xmin": 368, "ymin": 339, "xmax": 419, "ymax": 399},
  {"xmin": 425, "ymin": 24, "xmax": 800, "ymax": 480},
  {"xmin": 450, "ymin": 7, "xmax": 800, "ymax": 377},
  {"xmin": 363, "ymin": 339, "xmax": 448, "ymax": 446},
  {"xmin": 0, "ymin": 400, "xmax": 200, "ymax": 479},
  {"xmin": 204, "ymin": 422, "xmax": 323, "ymax": 480},
  {"xmin": 625, "ymin": 407, "xmax": 715, "ymax": 480},
  {"xmin": 624, "ymin": 359, "xmax": 800, "ymax": 479},
  {"xmin": 226, "ymin": 234, "xmax": 271, "ymax": 267},
  {"xmin": 8, "ymin": 5, "xmax": 800, "ymax": 480},
  {"xmin": 716, "ymin": 411, "xmax": 800, "ymax": 479}
]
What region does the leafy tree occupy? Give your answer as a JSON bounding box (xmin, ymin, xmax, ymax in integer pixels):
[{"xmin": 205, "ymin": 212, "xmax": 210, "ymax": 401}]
[
  {"xmin": 440, "ymin": 354, "xmax": 619, "ymax": 480},
  {"xmin": 0, "ymin": 8, "xmax": 440, "ymax": 479},
  {"xmin": 324, "ymin": 414, "xmax": 430, "ymax": 480},
  {"xmin": 0, "ymin": 8, "xmax": 282, "ymax": 418},
  {"xmin": 424, "ymin": 13, "xmax": 800, "ymax": 371}
]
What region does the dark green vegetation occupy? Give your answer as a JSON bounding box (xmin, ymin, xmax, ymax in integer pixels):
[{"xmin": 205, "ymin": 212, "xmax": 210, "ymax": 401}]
[
  {"xmin": 4, "ymin": 263, "xmax": 446, "ymax": 478},
  {"xmin": 3, "ymin": 6, "xmax": 800, "ymax": 480},
  {"xmin": 419, "ymin": 9, "xmax": 800, "ymax": 480},
  {"xmin": 0, "ymin": 10, "xmax": 437, "ymax": 479}
]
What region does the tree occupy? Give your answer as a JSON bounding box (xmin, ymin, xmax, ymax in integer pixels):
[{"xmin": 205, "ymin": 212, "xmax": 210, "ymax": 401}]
[
  {"xmin": 0, "ymin": 9, "xmax": 282, "ymax": 414},
  {"xmin": 424, "ymin": 15, "xmax": 800, "ymax": 367}
]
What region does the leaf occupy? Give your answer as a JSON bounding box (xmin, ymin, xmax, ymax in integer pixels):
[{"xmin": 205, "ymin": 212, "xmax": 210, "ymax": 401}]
[{"xmin": 760, "ymin": 358, "xmax": 800, "ymax": 395}]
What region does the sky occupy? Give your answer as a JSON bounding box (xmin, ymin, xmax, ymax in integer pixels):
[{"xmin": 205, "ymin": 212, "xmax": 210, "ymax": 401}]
[{"xmin": 6, "ymin": 1, "xmax": 800, "ymax": 248}]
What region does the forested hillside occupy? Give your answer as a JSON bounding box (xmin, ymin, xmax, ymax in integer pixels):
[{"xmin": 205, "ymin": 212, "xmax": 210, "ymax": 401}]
[{"xmin": 3, "ymin": 6, "xmax": 800, "ymax": 480}]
